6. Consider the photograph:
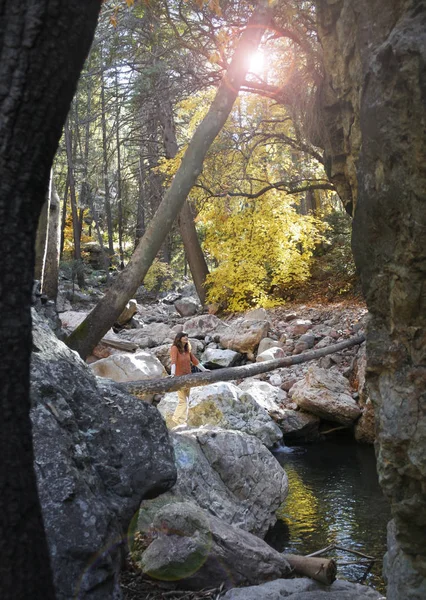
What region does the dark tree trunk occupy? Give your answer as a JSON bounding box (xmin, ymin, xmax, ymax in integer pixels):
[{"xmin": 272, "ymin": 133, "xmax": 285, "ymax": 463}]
[
  {"xmin": 66, "ymin": 0, "xmax": 275, "ymax": 360},
  {"xmin": 0, "ymin": 2, "xmax": 101, "ymax": 599}
]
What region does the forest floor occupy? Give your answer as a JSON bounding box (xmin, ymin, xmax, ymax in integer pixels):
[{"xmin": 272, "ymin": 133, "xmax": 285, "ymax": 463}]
[{"xmin": 121, "ymin": 562, "xmax": 225, "ymax": 600}]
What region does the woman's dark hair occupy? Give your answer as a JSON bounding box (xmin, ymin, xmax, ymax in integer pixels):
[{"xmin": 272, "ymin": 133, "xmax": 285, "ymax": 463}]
[{"xmin": 173, "ymin": 331, "xmax": 190, "ymax": 353}]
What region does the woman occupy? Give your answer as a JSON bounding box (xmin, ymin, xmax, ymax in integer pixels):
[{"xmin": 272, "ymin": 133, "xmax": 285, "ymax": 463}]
[{"xmin": 170, "ymin": 331, "xmax": 207, "ymax": 426}]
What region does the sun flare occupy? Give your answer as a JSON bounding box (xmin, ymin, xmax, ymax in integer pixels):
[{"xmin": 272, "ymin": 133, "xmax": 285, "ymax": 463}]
[{"xmin": 249, "ymin": 50, "xmax": 265, "ymax": 74}]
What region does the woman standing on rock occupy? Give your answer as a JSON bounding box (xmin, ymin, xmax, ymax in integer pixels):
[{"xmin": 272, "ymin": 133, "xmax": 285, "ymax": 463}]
[{"xmin": 170, "ymin": 331, "xmax": 207, "ymax": 426}]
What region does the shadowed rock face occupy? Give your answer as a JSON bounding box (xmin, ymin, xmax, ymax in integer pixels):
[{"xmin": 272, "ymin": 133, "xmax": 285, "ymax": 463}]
[
  {"xmin": 316, "ymin": 1, "xmax": 426, "ymax": 598},
  {"xmin": 30, "ymin": 312, "xmax": 176, "ymax": 600}
]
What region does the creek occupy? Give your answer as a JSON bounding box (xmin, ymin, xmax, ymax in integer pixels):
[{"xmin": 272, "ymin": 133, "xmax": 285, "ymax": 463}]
[{"xmin": 267, "ymin": 437, "xmax": 391, "ymax": 594}]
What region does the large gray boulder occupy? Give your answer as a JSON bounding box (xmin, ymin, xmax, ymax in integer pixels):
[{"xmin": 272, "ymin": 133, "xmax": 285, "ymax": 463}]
[
  {"xmin": 174, "ymin": 296, "xmax": 200, "ymax": 317},
  {"xmin": 219, "ymin": 318, "xmax": 270, "ymax": 356},
  {"xmin": 183, "ymin": 314, "xmax": 223, "ymax": 337},
  {"xmin": 221, "ymin": 577, "xmax": 385, "ymax": 600},
  {"xmin": 139, "ymin": 502, "xmax": 292, "ymax": 590},
  {"xmin": 279, "ymin": 409, "xmax": 321, "ymax": 443},
  {"xmin": 201, "ymin": 347, "xmax": 240, "ymax": 367},
  {"xmin": 291, "ymin": 366, "xmax": 361, "ymax": 426},
  {"xmin": 90, "ymin": 350, "xmax": 166, "ymax": 382},
  {"xmin": 30, "ymin": 312, "xmax": 176, "ymax": 600},
  {"xmin": 138, "ymin": 428, "xmax": 288, "ymax": 537},
  {"xmin": 157, "ymin": 382, "xmax": 283, "ymax": 448},
  {"xmin": 238, "ymin": 379, "xmax": 288, "ymax": 420},
  {"xmin": 119, "ymin": 322, "xmax": 174, "ymax": 348}
]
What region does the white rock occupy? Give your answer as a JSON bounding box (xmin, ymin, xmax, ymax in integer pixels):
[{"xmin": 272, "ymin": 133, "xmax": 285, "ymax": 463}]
[
  {"xmin": 220, "ymin": 319, "xmax": 270, "ymax": 354},
  {"xmin": 157, "ymin": 381, "xmax": 282, "ymax": 448},
  {"xmin": 201, "ymin": 347, "xmax": 239, "ymax": 367},
  {"xmin": 90, "ymin": 351, "xmax": 166, "ymax": 383},
  {"xmin": 291, "ymin": 366, "xmax": 361, "ymax": 425},
  {"xmin": 257, "ymin": 337, "xmax": 284, "ymax": 355},
  {"xmin": 256, "ymin": 347, "xmax": 285, "ymax": 362},
  {"xmin": 238, "ymin": 380, "xmax": 287, "ymax": 420}
]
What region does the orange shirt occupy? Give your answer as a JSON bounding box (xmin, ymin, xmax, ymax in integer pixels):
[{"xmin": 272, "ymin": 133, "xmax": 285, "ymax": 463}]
[{"xmin": 170, "ymin": 345, "xmax": 199, "ymax": 376}]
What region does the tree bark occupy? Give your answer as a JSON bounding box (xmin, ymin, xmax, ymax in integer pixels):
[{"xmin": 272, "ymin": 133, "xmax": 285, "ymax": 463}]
[
  {"xmin": 64, "ymin": 118, "xmax": 82, "ymax": 263},
  {"xmin": 178, "ymin": 200, "xmax": 209, "ymax": 304},
  {"xmin": 115, "ymin": 70, "xmax": 124, "ymax": 268},
  {"xmin": 0, "ymin": 2, "xmax": 101, "ymax": 598},
  {"xmin": 158, "ymin": 95, "xmax": 210, "ymax": 304},
  {"xmin": 118, "ymin": 335, "xmax": 365, "ymax": 397},
  {"xmin": 41, "ymin": 179, "xmax": 62, "ymax": 300},
  {"xmin": 101, "ymin": 51, "xmax": 114, "ymax": 261},
  {"xmin": 284, "ymin": 554, "xmax": 337, "ymax": 585},
  {"xmin": 67, "ymin": 0, "xmax": 276, "ymax": 360},
  {"xmin": 34, "ymin": 188, "xmax": 50, "ymax": 281}
]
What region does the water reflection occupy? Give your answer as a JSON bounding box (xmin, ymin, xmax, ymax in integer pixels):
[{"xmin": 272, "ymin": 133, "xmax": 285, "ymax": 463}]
[{"xmin": 267, "ymin": 438, "xmax": 391, "ymax": 593}]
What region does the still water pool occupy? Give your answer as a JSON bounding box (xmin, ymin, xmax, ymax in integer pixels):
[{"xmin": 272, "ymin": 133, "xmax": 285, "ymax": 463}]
[{"xmin": 266, "ymin": 438, "xmax": 391, "ymax": 594}]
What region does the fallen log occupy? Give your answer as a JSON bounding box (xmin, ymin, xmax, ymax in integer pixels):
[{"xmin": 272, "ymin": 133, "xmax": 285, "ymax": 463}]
[
  {"xmin": 117, "ymin": 334, "xmax": 365, "ymax": 398},
  {"xmin": 101, "ymin": 335, "xmax": 139, "ymax": 352},
  {"xmin": 284, "ymin": 554, "xmax": 337, "ymax": 585}
]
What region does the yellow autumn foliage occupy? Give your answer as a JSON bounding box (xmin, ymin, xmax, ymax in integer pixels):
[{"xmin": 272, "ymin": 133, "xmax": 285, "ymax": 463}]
[{"xmin": 201, "ymin": 191, "xmax": 324, "ymax": 311}]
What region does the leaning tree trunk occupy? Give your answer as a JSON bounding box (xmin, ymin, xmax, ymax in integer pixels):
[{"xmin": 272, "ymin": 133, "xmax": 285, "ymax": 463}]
[
  {"xmin": 67, "ymin": 0, "xmax": 276, "ymax": 360},
  {"xmin": 0, "ymin": 2, "xmax": 101, "ymax": 599}
]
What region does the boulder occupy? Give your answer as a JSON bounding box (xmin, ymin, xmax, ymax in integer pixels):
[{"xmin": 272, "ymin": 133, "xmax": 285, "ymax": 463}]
[
  {"xmin": 279, "ymin": 410, "xmax": 321, "ymax": 443},
  {"xmin": 257, "ymin": 337, "xmax": 284, "ymax": 355},
  {"xmin": 174, "ymin": 296, "xmax": 200, "ymax": 317},
  {"xmin": 256, "ymin": 346, "xmax": 285, "ymax": 362},
  {"xmin": 65, "ymin": 289, "xmax": 92, "ymax": 304},
  {"xmin": 90, "ymin": 351, "xmax": 166, "ymax": 383},
  {"xmin": 120, "ymin": 322, "xmax": 174, "ymax": 348},
  {"xmin": 220, "ymin": 319, "xmax": 270, "ymax": 355},
  {"xmin": 81, "ymin": 241, "xmax": 104, "ymax": 269},
  {"xmin": 138, "ymin": 428, "xmax": 288, "ymax": 537},
  {"xmin": 183, "ymin": 314, "xmax": 223, "ymax": 337},
  {"xmin": 291, "ymin": 366, "xmax": 361, "ymax": 426},
  {"xmin": 116, "ymin": 299, "xmax": 138, "ymax": 325},
  {"xmin": 221, "ymin": 577, "xmax": 385, "ymax": 600},
  {"xmin": 138, "ymin": 502, "xmax": 292, "ymax": 590},
  {"xmin": 157, "ymin": 382, "xmax": 283, "ymax": 448},
  {"xmin": 238, "ymin": 380, "xmax": 288, "ymax": 420},
  {"xmin": 244, "ymin": 307, "xmax": 269, "ymax": 320},
  {"xmin": 30, "ymin": 311, "xmax": 176, "ymax": 600},
  {"xmin": 201, "ymin": 347, "xmax": 240, "ymax": 368},
  {"xmin": 59, "ymin": 310, "xmax": 90, "ymax": 333},
  {"xmin": 286, "ymin": 319, "xmax": 313, "ymax": 337},
  {"xmin": 56, "ymin": 293, "xmax": 72, "ymax": 313}
]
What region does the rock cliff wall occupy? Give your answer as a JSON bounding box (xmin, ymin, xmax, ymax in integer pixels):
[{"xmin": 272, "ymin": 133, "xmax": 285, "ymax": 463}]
[{"xmin": 316, "ymin": 1, "xmax": 426, "ymax": 598}]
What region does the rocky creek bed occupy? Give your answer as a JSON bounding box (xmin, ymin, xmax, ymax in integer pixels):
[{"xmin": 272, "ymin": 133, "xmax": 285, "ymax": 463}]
[{"xmin": 32, "ymin": 281, "xmax": 387, "ymax": 599}]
